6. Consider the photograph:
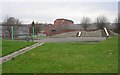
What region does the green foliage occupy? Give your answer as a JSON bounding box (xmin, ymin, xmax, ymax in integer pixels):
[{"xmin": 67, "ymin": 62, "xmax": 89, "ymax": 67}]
[{"xmin": 0, "ymin": 38, "xmax": 2, "ymax": 57}]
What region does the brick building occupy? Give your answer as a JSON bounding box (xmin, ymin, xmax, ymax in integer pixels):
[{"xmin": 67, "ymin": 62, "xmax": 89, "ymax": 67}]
[
  {"xmin": 45, "ymin": 18, "xmax": 75, "ymax": 36},
  {"xmin": 54, "ymin": 18, "xmax": 74, "ymax": 26}
]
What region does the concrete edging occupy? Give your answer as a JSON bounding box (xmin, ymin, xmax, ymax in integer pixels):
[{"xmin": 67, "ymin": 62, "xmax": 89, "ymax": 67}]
[{"xmin": 0, "ymin": 42, "xmax": 44, "ymax": 64}]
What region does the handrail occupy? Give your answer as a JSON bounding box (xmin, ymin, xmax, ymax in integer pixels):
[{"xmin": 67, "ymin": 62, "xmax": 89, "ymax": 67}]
[{"xmin": 104, "ymin": 27, "xmax": 109, "ymax": 37}]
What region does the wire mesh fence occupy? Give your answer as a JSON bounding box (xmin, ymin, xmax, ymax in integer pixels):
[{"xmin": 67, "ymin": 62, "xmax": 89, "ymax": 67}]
[
  {"xmin": 2, "ymin": 25, "xmax": 28, "ymax": 40},
  {"xmin": 0, "ymin": 23, "xmax": 114, "ymax": 41},
  {"xmin": 1, "ymin": 24, "xmax": 47, "ymax": 40},
  {"xmin": 1, "ymin": 24, "xmax": 82, "ymax": 39}
]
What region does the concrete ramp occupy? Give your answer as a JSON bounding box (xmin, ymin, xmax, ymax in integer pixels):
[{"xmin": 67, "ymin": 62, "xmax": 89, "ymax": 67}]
[
  {"xmin": 50, "ymin": 30, "xmax": 103, "ymax": 37},
  {"xmin": 50, "ymin": 31, "xmax": 78, "ymax": 37},
  {"xmin": 81, "ymin": 30, "xmax": 102, "ymax": 37},
  {"xmin": 108, "ymin": 29, "xmax": 118, "ymax": 36}
]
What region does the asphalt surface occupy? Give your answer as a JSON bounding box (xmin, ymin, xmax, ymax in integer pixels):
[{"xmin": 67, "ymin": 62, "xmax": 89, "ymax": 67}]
[{"xmin": 34, "ymin": 37, "xmax": 106, "ymax": 43}]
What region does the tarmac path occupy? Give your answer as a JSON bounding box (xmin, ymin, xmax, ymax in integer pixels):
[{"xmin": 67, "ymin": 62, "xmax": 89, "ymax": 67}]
[{"xmin": 34, "ymin": 37, "xmax": 106, "ymax": 43}]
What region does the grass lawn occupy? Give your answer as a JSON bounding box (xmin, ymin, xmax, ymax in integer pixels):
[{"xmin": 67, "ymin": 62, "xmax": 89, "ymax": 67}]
[
  {"xmin": 2, "ymin": 37, "xmax": 118, "ymax": 73},
  {"xmin": 0, "ymin": 38, "xmax": 2, "ymax": 57},
  {"xmin": 2, "ymin": 40, "xmax": 36, "ymax": 57}
]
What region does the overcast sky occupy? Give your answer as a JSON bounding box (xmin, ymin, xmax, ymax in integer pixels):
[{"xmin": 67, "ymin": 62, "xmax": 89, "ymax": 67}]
[{"xmin": 0, "ymin": 0, "xmax": 119, "ymax": 24}]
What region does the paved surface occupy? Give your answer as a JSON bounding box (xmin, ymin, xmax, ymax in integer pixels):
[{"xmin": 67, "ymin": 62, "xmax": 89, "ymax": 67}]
[
  {"xmin": 34, "ymin": 37, "xmax": 106, "ymax": 43},
  {"xmin": 0, "ymin": 43, "xmax": 44, "ymax": 64}
]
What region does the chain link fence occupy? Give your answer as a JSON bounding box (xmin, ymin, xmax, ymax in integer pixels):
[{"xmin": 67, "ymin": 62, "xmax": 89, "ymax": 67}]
[
  {"xmin": 1, "ymin": 24, "xmax": 47, "ymax": 40},
  {"xmin": 0, "ymin": 23, "xmax": 115, "ymax": 40},
  {"xmin": 2, "ymin": 25, "xmax": 28, "ymax": 40}
]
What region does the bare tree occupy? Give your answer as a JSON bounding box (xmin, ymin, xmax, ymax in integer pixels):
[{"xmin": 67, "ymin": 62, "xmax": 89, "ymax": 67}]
[
  {"xmin": 114, "ymin": 17, "xmax": 120, "ymax": 33},
  {"xmin": 81, "ymin": 16, "xmax": 91, "ymax": 30},
  {"xmin": 114, "ymin": 18, "xmax": 118, "ymax": 29},
  {"xmin": 2, "ymin": 17, "xmax": 21, "ymax": 39},
  {"xmin": 95, "ymin": 15, "xmax": 109, "ymax": 29}
]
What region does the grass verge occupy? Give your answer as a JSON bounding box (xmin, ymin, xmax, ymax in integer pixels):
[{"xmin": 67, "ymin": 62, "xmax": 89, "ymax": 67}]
[
  {"xmin": 3, "ymin": 37, "xmax": 118, "ymax": 73},
  {"xmin": 2, "ymin": 40, "xmax": 36, "ymax": 57}
]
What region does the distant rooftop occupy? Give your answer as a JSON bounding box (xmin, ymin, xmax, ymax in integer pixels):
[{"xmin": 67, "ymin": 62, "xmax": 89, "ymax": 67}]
[{"xmin": 55, "ymin": 18, "xmax": 74, "ymax": 23}]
